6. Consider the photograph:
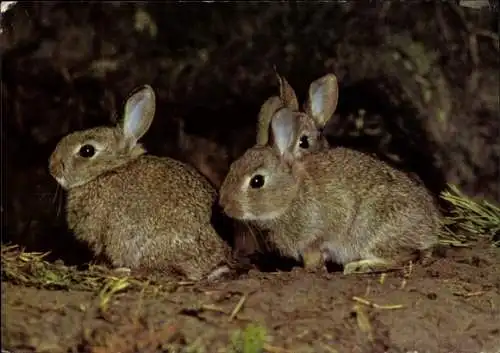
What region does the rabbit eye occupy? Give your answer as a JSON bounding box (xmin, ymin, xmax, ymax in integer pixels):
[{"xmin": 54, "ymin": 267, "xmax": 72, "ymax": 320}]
[
  {"xmin": 79, "ymin": 144, "xmax": 95, "ymax": 158},
  {"xmin": 299, "ymin": 135, "xmax": 310, "ymax": 149},
  {"xmin": 249, "ymin": 174, "xmax": 265, "ymax": 189}
]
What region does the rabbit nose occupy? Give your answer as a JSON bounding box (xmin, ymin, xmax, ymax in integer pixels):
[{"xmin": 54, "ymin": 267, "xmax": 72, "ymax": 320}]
[
  {"xmin": 219, "ymin": 194, "xmax": 238, "ymax": 218},
  {"xmin": 218, "ymin": 193, "xmax": 227, "ymax": 209},
  {"xmin": 219, "ymin": 193, "xmax": 232, "ymax": 213},
  {"xmin": 49, "ymin": 157, "xmax": 64, "ymax": 176}
]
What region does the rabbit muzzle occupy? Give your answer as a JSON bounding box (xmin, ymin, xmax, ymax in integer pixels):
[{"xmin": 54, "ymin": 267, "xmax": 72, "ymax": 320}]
[
  {"xmin": 48, "ymin": 156, "xmax": 69, "ymax": 189},
  {"xmin": 218, "ymin": 193, "xmax": 244, "ymax": 220}
]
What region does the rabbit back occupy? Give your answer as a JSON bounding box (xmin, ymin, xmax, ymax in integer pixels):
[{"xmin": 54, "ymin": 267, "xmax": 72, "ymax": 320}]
[{"xmin": 291, "ymin": 147, "xmax": 441, "ymax": 264}]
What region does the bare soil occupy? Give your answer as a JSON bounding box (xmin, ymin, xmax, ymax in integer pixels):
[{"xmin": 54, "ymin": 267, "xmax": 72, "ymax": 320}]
[{"xmin": 3, "ymin": 240, "xmax": 500, "ymax": 353}]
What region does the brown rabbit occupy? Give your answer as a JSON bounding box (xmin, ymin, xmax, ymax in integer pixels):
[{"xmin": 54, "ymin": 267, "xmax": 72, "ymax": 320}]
[
  {"xmin": 219, "ymin": 106, "xmax": 441, "ymax": 275},
  {"xmin": 235, "ymin": 73, "xmax": 341, "ymax": 262},
  {"xmin": 48, "ymin": 85, "xmax": 232, "ymax": 281}
]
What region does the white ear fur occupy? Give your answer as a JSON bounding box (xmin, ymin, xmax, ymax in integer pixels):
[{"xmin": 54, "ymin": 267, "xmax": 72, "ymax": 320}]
[
  {"xmin": 307, "ymin": 74, "xmax": 339, "ymax": 128},
  {"xmin": 271, "ymin": 107, "xmax": 296, "ymax": 157},
  {"xmin": 122, "ymin": 85, "xmax": 156, "ymax": 142},
  {"xmin": 256, "ymin": 96, "xmax": 283, "ymax": 146}
]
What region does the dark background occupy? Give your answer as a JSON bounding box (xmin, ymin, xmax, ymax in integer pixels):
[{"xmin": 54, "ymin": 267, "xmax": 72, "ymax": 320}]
[{"xmin": 1, "ymin": 1, "xmax": 499, "ymax": 265}]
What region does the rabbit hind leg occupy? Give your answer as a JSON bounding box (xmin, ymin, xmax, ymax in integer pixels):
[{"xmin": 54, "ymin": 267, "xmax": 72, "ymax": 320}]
[
  {"xmin": 344, "ymin": 246, "xmax": 430, "ymax": 275},
  {"xmin": 206, "ymin": 265, "xmax": 231, "ymax": 281},
  {"xmin": 186, "ymin": 226, "xmax": 234, "ymax": 281},
  {"xmin": 113, "ymin": 267, "xmax": 132, "ymax": 275},
  {"xmin": 343, "ymin": 257, "xmax": 397, "ymax": 275}
]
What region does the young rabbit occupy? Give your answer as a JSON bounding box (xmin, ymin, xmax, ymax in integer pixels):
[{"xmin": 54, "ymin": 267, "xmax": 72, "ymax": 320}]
[
  {"xmin": 235, "ymin": 73, "xmax": 342, "ymax": 265},
  {"xmin": 219, "ymin": 105, "xmax": 442, "ymax": 275},
  {"xmin": 48, "ymin": 85, "xmax": 232, "ymax": 281}
]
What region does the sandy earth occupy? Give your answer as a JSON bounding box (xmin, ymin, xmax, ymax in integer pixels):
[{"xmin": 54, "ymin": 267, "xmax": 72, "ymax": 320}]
[{"xmin": 2, "ymin": 240, "xmax": 499, "ymax": 353}]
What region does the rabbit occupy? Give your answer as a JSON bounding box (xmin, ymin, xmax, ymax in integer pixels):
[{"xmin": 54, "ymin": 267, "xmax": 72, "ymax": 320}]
[
  {"xmin": 219, "ymin": 104, "xmax": 442, "ymax": 275},
  {"xmin": 234, "ymin": 72, "xmax": 342, "ymax": 267},
  {"xmin": 48, "ymin": 84, "xmax": 234, "ymax": 281}
]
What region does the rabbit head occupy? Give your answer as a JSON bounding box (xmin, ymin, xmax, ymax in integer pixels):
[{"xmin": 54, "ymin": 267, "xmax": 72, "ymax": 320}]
[
  {"xmin": 256, "ymin": 73, "xmax": 339, "ymax": 160},
  {"xmin": 48, "ymin": 85, "xmax": 156, "ymax": 190},
  {"xmin": 220, "ymin": 107, "xmax": 303, "ymax": 223}
]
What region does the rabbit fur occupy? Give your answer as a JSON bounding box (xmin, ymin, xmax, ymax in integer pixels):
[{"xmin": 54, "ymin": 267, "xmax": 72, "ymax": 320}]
[
  {"xmin": 219, "ymin": 104, "xmax": 442, "ymax": 275},
  {"xmin": 49, "ymin": 85, "xmax": 232, "ymax": 281}
]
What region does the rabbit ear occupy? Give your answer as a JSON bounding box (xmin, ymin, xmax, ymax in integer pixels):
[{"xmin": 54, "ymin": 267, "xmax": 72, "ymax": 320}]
[
  {"xmin": 256, "ymin": 96, "xmax": 283, "ymax": 146},
  {"xmin": 122, "ymin": 84, "xmax": 156, "ymax": 142},
  {"xmin": 306, "ymin": 74, "xmax": 338, "ymax": 128},
  {"xmin": 256, "ymin": 71, "xmax": 299, "ymax": 146},
  {"xmin": 270, "ymin": 107, "xmax": 296, "ymax": 158},
  {"xmin": 276, "ymin": 72, "xmax": 299, "ymax": 111}
]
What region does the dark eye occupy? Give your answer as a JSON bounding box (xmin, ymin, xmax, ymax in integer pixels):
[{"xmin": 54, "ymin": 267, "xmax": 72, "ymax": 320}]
[
  {"xmin": 249, "ymin": 174, "xmax": 265, "ymax": 189},
  {"xmin": 79, "ymin": 144, "xmax": 95, "ymax": 158},
  {"xmin": 299, "ymin": 135, "xmax": 310, "ymax": 149}
]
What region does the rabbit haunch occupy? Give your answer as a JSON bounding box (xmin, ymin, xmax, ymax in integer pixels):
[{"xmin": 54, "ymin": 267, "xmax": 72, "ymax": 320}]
[
  {"xmin": 219, "ymin": 106, "xmax": 441, "ymax": 275},
  {"xmin": 48, "ymin": 85, "xmax": 231, "ymax": 281}
]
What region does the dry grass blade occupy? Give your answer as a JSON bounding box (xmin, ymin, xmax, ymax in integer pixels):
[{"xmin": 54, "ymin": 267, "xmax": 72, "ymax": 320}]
[
  {"xmin": 262, "ymin": 344, "xmax": 294, "ymax": 353},
  {"xmin": 1, "ymin": 244, "xmax": 76, "ymax": 289},
  {"xmin": 352, "ymin": 296, "xmax": 405, "ymax": 310},
  {"xmin": 229, "ymin": 294, "xmax": 248, "ymax": 321},
  {"xmin": 319, "ymin": 344, "xmax": 340, "ymax": 353},
  {"xmin": 1, "ymin": 244, "xmax": 178, "ymax": 295},
  {"xmin": 201, "ymin": 304, "xmax": 228, "ymax": 314},
  {"xmin": 439, "ymin": 184, "xmax": 500, "ymax": 246},
  {"xmin": 352, "ymin": 304, "xmax": 374, "ymax": 342}
]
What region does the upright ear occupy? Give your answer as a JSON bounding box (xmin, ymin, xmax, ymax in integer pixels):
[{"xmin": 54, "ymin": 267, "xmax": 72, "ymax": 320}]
[
  {"xmin": 256, "ymin": 96, "xmax": 283, "ymax": 146},
  {"xmin": 305, "ymin": 73, "xmax": 339, "ymax": 128},
  {"xmin": 270, "ymin": 107, "xmax": 296, "ymax": 158},
  {"xmin": 122, "ymin": 84, "xmax": 156, "ymax": 142},
  {"xmin": 276, "ymin": 73, "xmax": 299, "ymax": 111}
]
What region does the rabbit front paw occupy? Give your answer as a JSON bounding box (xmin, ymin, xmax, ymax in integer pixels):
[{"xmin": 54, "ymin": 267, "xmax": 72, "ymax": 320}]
[
  {"xmin": 343, "ymin": 258, "xmax": 393, "ymax": 275},
  {"xmin": 302, "ymin": 250, "xmax": 326, "ymax": 271},
  {"xmin": 206, "ymin": 265, "xmax": 231, "ymax": 282},
  {"xmin": 113, "ymin": 267, "xmax": 132, "ymax": 275}
]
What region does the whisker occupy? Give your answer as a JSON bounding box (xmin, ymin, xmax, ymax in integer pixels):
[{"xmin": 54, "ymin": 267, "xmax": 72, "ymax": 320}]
[
  {"xmin": 242, "ymin": 220, "xmax": 255, "ymax": 237},
  {"xmin": 242, "ymin": 221, "xmax": 271, "ymax": 253},
  {"xmin": 56, "ymin": 196, "xmax": 63, "ymax": 218},
  {"xmin": 51, "ymin": 185, "xmax": 64, "ymax": 218},
  {"xmin": 52, "ymin": 184, "xmax": 60, "ymax": 205}
]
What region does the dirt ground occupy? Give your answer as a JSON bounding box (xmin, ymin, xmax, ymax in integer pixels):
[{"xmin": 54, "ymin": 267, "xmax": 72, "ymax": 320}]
[{"xmin": 3, "ymin": 240, "xmax": 499, "ymax": 353}]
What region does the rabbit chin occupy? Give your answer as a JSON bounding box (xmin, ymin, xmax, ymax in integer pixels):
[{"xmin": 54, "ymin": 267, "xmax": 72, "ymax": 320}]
[
  {"xmin": 55, "ymin": 175, "xmax": 88, "ymax": 190},
  {"xmin": 54, "ymin": 176, "xmax": 69, "ymax": 190},
  {"xmin": 240, "ymin": 207, "xmax": 287, "ymax": 222}
]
